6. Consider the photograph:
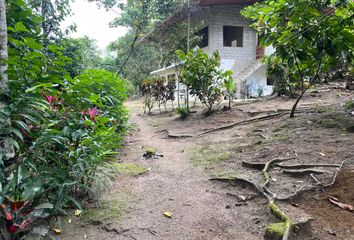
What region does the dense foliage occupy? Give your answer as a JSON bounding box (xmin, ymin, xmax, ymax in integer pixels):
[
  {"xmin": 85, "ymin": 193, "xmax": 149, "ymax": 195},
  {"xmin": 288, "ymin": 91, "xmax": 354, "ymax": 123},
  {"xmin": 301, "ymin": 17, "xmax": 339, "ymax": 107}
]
[
  {"xmin": 141, "ymin": 77, "xmax": 177, "ymax": 115},
  {"xmin": 177, "ymin": 48, "xmax": 234, "ymax": 114},
  {"xmin": 242, "ymin": 0, "xmax": 354, "ymax": 117},
  {"xmin": 106, "ymin": 0, "xmax": 203, "ymax": 90},
  {"xmin": 0, "ymin": 0, "xmax": 128, "ymax": 239}
]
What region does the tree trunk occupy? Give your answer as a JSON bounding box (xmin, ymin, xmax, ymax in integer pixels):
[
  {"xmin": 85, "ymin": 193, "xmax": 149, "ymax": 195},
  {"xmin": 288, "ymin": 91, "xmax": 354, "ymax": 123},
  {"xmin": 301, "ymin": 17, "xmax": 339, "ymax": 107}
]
[
  {"xmin": 41, "ymin": 0, "xmax": 49, "ymax": 41},
  {"xmin": 290, "ymin": 90, "xmax": 305, "ymax": 118},
  {"xmin": 0, "ymin": 0, "xmax": 8, "ymax": 98}
]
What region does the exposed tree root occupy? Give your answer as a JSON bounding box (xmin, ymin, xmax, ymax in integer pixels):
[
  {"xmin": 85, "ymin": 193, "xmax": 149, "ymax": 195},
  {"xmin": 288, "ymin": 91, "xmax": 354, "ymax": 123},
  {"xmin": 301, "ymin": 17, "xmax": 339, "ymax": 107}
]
[
  {"xmin": 276, "ymin": 163, "xmax": 341, "ymax": 169},
  {"xmin": 212, "ymin": 156, "xmax": 346, "ymax": 239},
  {"xmin": 167, "ymin": 132, "xmax": 194, "ymax": 138},
  {"xmin": 282, "ymin": 169, "xmax": 332, "ymax": 176},
  {"xmin": 241, "ymin": 161, "xmax": 266, "ymax": 170},
  {"xmin": 209, "ymin": 176, "xmax": 264, "ymax": 195},
  {"xmin": 266, "ymin": 200, "xmax": 294, "ymax": 240},
  {"xmin": 102, "ymin": 225, "xmax": 130, "ymax": 235},
  {"xmin": 262, "ymin": 157, "xmax": 298, "ymax": 188},
  {"xmin": 322, "ymin": 160, "xmax": 346, "ymax": 188},
  {"xmin": 201, "ymin": 112, "xmax": 286, "ymax": 135},
  {"xmin": 212, "ymin": 156, "xmax": 299, "ymax": 239},
  {"xmin": 158, "ymin": 129, "xmax": 194, "ymax": 138}
]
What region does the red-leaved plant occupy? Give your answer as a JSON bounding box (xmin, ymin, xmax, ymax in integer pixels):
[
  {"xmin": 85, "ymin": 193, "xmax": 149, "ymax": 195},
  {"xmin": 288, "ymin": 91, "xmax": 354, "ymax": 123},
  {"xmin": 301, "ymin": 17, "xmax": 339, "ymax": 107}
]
[{"xmin": 0, "ymin": 199, "xmax": 53, "ymax": 240}]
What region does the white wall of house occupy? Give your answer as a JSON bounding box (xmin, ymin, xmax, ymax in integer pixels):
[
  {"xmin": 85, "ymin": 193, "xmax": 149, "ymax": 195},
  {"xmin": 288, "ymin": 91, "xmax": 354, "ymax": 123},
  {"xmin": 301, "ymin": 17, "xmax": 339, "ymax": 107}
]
[
  {"xmin": 206, "ymin": 5, "xmax": 257, "ymax": 75},
  {"xmin": 151, "ymin": 5, "xmax": 274, "ymax": 100},
  {"xmin": 245, "ymin": 65, "xmax": 273, "ymax": 97}
]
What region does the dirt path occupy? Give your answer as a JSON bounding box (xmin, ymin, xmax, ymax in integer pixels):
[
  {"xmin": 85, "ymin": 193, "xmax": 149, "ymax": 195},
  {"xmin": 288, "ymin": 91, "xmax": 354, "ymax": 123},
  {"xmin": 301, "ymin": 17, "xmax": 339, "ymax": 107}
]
[
  {"xmin": 61, "ymin": 109, "xmax": 269, "ymax": 240},
  {"xmin": 61, "ymin": 89, "xmax": 354, "ymax": 240},
  {"xmin": 108, "ymin": 113, "xmax": 262, "ymax": 240}
]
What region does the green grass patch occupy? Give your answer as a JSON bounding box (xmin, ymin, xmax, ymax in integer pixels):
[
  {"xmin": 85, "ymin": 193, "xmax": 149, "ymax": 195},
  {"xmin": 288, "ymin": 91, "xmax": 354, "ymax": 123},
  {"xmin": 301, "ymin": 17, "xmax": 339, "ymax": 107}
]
[
  {"xmin": 189, "ymin": 145, "xmax": 233, "ymax": 168},
  {"xmin": 314, "ymin": 105, "xmax": 327, "ymax": 113},
  {"xmin": 345, "ymin": 100, "xmax": 354, "ymax": 111},
  {"xmin": 113, "ymin": 163, "xmax": 147, "ymax": 176},
  {"xmin": 318, "ymin": 114, "xmax": 354, "ymax": 132},
  {"xmin": 82, "ymin": 200, "xmax": 125, "ymax": 222}
]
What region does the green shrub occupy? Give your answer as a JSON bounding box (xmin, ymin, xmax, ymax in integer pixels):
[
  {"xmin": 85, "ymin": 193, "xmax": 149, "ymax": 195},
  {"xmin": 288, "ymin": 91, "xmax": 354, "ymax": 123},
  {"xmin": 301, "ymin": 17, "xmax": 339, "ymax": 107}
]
[
  {"xmin": 345, "ymin": 100, "xmax": 354, "ymax": 111},
  {"xmin": 0, "ymin": 69, "xmax": 128, "ymax": 239},
  {"xmin": 176, "ymin": 106, "xmax": 189, "ymax": 119},
  {"xmin": 177, "ymin": 48, "xmax": 232, "ymax": 113}
]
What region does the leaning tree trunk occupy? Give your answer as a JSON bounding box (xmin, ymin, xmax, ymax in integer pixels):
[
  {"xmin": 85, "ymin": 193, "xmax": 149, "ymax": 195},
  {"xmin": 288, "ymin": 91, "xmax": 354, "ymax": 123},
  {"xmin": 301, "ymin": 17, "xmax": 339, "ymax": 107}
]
[{"xmin": 0, "ymin": 0, "xmax": 8, "ymax": 98}]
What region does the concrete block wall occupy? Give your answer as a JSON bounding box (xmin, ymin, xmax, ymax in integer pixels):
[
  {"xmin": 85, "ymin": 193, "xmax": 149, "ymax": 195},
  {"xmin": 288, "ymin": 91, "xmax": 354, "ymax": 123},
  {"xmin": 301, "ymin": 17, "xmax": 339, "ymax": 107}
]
[{"xmin": 206, "ymin": 6, "xmax": 257, "ymax": 76}]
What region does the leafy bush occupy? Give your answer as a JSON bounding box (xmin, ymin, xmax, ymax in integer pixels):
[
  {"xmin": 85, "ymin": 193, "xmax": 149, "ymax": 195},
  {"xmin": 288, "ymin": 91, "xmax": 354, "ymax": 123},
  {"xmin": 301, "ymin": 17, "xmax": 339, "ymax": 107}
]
[
  {"xmin": 223, "ymin": 75, "xmax": 236, "ymax": 110},
  {"xmin": 345, "ymin": 100, "xmax": 354, "ymax": 111},
  {"xmin": 141, "ymin": 78, "xmax": 155, "ymax": 115},
  {"xmin": 1, "ymin": 68, "xmax": 128, "ymax": 239},
  {"xmin": 177, "ymin": 48, "xmax": 233, "ymax": 114},
  {"xmin": 141, "ymin": 77, "xmax": 176, "ymax": 115},
  {"xmin": 166, "ymin": 79, "xmax": 176, "ymax": 108},
  {"xmin": 176, "ymin": 106, "xmax": 189, "ymax": 119},
  {"xmin": 1, "ymin": 1, "xmax": 128, "ymax": 238}
]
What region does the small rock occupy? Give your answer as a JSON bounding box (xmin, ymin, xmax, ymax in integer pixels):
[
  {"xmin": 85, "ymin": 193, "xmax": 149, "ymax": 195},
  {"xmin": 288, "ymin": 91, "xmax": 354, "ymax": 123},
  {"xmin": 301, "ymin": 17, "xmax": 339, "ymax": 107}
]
[
  {"xmin": 235, "ymin": 202, "xmax": 243, "ymax": 207},
  {"xmin": 327, "ymin": 229, "xmax": 336, "ymax": 236},
  {"xmin": 225, "ymin": 205, "xmax": 231, "ymax": 209},
  {"xmin": 291, "ymin": 203, "xmax": 299, "ymax": 207}
]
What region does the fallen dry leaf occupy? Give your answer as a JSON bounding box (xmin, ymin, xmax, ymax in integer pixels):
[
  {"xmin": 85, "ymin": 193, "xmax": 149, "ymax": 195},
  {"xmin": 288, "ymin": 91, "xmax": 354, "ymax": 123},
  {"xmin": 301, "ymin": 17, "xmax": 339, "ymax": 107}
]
[
  {"xmin": 163, "ymin": 211, "xmax": 173, "ymax": 218},
  {"xmin": 329, "ymin": 196, "xmax": 354, "ymax": 211},
  {"xmin": 74, "ymin": 209, "xmax": 82, "ymax": 216},
  {"xmin": 53, "ymin": 228, "xmax": 61, "ymax": 235}
]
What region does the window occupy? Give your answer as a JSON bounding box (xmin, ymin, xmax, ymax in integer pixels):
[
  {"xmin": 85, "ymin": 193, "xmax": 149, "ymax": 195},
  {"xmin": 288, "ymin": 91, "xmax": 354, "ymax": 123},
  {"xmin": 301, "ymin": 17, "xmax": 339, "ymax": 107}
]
[
  {"xmin": 197, "ymin": 26, "xmax": 209, "ymax": 48},
  {"xmin": 168, "ymin": 74, "xmax": 176, "ymax": 81},
  {"xmin": 267, "ymin": 78, "xmax": 275, "ymax": 86},
  {"xmin": 223, "ymin": 26, "xmax": 243, "ymax": 47}
]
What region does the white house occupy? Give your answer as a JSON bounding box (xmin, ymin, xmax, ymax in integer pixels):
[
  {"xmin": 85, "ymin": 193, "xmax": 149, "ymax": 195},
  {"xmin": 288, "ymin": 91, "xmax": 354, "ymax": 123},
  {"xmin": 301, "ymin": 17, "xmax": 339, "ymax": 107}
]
[{"xmin": 150, "ymin": 0, "xmax": 274, "ymax": 99}]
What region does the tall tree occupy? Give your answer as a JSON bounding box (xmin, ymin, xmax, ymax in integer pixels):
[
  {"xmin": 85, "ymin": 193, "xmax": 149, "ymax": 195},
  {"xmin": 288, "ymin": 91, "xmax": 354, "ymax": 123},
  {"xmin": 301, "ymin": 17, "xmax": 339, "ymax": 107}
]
[
  {"xmin": 29, "ymin": 0, "xmax": 74, "ymax": 42},
  {"xmin": 0, "ymin": 0, "xmax": 7, "ymax": 99},
  {"xmin": 242, "ymin": 0, "xmax": 354, "ymax": 118}
]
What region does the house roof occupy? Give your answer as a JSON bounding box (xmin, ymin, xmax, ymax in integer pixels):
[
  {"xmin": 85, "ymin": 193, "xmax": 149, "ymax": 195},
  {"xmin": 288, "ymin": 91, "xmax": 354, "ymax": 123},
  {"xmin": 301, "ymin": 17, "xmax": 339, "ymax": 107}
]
[
  {"xmin": 160, "ymin": 0, "xmax": 257, "ymax": 28},
  {"xmin": 199, "ymin": 0, "xmax": 258, "ymax": 6}
]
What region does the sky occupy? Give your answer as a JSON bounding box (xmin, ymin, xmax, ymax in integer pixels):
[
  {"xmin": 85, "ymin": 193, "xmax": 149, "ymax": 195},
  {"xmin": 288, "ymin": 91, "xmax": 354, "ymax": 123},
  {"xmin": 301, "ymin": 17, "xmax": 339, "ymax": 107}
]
[{"xmin": 62, "ymin": 0, "xmax": 128, "ymax": 51}]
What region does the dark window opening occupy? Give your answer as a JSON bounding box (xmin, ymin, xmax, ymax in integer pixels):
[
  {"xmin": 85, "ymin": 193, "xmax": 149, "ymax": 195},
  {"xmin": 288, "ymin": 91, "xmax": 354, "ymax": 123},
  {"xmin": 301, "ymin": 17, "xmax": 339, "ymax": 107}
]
[
  {"xmin": 197, "ymin": 26, "xmax": 209, "ymax": 48},
  {"xmin": 223, "ymin": 26, "xmax": 243, "ymax": 47},
  {"xmin": 267, "ymin": 78, "xmax": 275, "ymax": 86},
  {"xmin": 168, "ymin": 74, "xmax": 176, "ymax": 81}
]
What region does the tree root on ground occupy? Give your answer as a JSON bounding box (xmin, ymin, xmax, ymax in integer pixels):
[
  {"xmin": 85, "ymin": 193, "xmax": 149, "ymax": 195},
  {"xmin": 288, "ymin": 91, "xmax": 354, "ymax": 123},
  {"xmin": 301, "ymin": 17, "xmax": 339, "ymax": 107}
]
[
  {"xmin": 276, "ymin": 163, "xmax": 341, "ymax": 169},
  {"xmin": 265, "ymin": 200, "xmax": 294, "ymax": 240},
  {"xmin": 161, "ymin": 112, "xmax": 286, "ymax": 138},
  {"xmin": 282, "ymin": 169, "xmax": 332, "ymax": 176},
  {"xmin": 158, "ymin": 129, "xmax": 194, "ymax": 138},
  {"xmin": 210, "ymin": 156, "xmax": 346, "ymax": 240},
  {"xmin": 241, "ymin": 161, "xmax": 267, "ymax": 170},
  {"xmin": 262, "ymin": 157, "xmax": 297, "ymax": 188},
  {"xmin": 201, "ymin": 113, "xmax": 286, "ymax": 135}
]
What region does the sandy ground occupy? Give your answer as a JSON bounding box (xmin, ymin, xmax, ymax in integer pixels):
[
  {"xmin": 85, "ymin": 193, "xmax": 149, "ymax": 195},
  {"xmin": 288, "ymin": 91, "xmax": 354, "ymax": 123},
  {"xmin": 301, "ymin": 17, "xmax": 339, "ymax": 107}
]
[{"xmin": 60, "ymin": 87, "xmax": 354, "ymax": 240}]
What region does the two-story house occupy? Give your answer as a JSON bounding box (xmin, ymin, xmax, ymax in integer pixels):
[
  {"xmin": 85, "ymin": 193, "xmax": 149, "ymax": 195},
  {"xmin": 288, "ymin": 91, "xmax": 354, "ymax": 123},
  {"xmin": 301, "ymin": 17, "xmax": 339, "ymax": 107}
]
[{"xmin": 150, "ymin": 0, "xmax": 275, "ymax": 99}]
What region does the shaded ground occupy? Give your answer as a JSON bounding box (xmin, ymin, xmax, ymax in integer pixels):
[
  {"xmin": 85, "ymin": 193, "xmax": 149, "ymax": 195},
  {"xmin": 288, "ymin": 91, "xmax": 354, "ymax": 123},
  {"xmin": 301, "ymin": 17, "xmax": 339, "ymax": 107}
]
[{"xmin": 60, "ymin": 87, "xmax": 354, "ymax": 240}]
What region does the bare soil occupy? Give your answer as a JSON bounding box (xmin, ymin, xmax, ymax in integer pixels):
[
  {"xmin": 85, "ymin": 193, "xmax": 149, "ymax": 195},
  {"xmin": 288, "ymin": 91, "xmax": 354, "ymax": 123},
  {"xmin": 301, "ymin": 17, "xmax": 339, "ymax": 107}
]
[{"xmin": 60, "ymin": 87, "xmax": 354, "ymax": 240}]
